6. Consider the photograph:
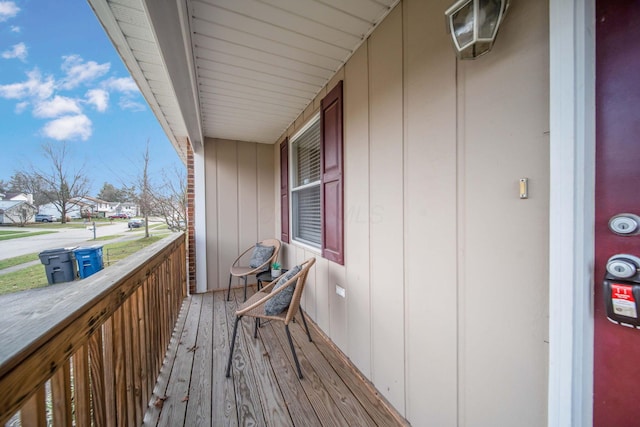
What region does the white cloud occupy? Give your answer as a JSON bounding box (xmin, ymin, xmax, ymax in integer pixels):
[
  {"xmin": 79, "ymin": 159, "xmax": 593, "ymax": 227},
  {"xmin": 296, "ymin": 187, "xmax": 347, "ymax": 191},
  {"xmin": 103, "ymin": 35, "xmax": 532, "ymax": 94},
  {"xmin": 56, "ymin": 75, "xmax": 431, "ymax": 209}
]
[
  {"xmin": 33, "ymin": 96, "xmax": 82, "ymax": 118},
  {"xmin": 103, "ymin": 77, "xmax": 139, "ymax": 93},
  {"xmin": 2, "ymin": 42, "xmax": 27, "ymax": 61},
  {"xmin": 42, "ymin": 114, "xmax": 92, "ymax": 141},
  {"xmin": 60, "ymin": 55, "xmax": 110, "ymax": 89},
  {"xmin": 15, "ymin": 101, "xmax": 28, "ymax": 113},
  {"xmin": 85, "ymin": 89, "xmax": 109, "ymax": 112},
  {"xmin": 119, "ymin": 97, "xmax": 145, "ymax": 112},
  {"xmin": 0, "ymin": 69, "xmax": 54, "ymax": 100},
  {"xmin": 10, "ymin": 25, "xmax": 19, "ymax": 32},
  {"xmin": 0, "ymin": 1, "xmax": 19, "ymax": 22}
]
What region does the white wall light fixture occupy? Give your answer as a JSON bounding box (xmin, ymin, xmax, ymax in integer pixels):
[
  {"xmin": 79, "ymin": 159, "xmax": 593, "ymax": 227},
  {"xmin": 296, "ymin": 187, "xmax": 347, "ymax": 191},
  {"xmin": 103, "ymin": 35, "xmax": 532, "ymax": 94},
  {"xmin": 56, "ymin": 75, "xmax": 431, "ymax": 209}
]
[{"xmin": 445, "ymin": 0, "xmax": 509, "ymax": 59}]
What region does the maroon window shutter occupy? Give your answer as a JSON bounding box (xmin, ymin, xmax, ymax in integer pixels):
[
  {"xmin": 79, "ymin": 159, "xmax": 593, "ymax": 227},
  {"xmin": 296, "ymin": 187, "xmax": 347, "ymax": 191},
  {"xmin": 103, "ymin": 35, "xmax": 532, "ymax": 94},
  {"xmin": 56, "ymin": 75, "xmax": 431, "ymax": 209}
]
[
  {"xmin": 321, "ymin": 81, "xmax": 344, "ymax": 265},
  {"xmin": 280, "ymin": 138, "xmax": 290, "ymax": 243}
]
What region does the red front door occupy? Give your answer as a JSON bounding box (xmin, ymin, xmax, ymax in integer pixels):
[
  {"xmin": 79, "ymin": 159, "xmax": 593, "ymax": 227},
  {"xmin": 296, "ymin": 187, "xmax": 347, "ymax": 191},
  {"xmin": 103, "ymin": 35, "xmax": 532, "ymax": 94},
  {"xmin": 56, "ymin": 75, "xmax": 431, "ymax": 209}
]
[{"xmin": 594, "ymin": 1, "xmax": 640, "ymax": 425}]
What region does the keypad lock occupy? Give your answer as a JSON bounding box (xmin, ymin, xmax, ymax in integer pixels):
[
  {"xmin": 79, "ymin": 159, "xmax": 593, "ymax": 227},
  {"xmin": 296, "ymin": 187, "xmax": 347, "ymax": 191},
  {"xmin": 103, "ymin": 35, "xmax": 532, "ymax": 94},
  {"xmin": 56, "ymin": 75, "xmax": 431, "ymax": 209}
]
[{"xmin": 603, "ymin": 254, "xmax": 640, "ymax": 328}]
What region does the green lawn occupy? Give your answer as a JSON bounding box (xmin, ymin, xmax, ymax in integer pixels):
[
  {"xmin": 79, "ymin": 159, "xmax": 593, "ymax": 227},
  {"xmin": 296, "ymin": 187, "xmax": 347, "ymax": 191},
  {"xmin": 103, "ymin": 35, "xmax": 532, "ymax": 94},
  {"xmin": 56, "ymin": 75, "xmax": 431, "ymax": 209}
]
[
  {"xmin": 102, "ymin": 235, "xmax": 164, "ymax": 265},
  {"xmin": 0, "ymin": 230, "xmax": 28, "ymax": 235},
  {"xmin": 0, "ymin": 264, "xmax": 50, "ymax": 294},
  {"xmin": 0, "ymin": 230, "xmax": 56, "ymax": 241},
  {"xmin": 0, "ymin": 235, "xmax": 166, "ymax": 296},
  {"xmin": 0, "ymin": 253, "xmax": 40, "ymax": 270},
  {"xmin": 93, "ymin": 234, "xmax": 122, "ymax": 241},
  {"xmin": 27, "ymin": 220, "xmax": 115, "ymax": 229}
]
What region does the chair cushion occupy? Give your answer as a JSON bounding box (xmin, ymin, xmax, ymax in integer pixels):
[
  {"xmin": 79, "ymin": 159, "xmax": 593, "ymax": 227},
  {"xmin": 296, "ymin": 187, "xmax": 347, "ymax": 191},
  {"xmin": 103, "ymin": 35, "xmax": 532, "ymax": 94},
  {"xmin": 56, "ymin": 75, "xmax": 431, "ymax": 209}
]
[
  {"xmin": 249, "ymin": 243, "xmax": 275, "ymax": 270},
  {"xmin": 264, "ymin": 265, "xmax": 301, "ymax": 315}
]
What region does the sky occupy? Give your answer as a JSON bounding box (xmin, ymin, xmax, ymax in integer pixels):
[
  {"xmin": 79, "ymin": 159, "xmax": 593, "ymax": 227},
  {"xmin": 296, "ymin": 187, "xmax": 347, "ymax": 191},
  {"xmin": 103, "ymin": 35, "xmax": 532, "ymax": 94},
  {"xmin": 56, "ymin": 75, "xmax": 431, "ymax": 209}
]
[{"xmin": 0, "ymin": 0, "xmax": 183, "ymax": 195}]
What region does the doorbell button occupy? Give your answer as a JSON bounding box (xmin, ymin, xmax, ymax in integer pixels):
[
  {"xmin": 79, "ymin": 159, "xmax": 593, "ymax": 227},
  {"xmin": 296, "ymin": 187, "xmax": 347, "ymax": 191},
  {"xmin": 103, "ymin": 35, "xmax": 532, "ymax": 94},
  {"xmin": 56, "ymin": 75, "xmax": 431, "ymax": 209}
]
[{"xmin": 609, "ymin": 214, "xmax": 640, "ymax": 235}]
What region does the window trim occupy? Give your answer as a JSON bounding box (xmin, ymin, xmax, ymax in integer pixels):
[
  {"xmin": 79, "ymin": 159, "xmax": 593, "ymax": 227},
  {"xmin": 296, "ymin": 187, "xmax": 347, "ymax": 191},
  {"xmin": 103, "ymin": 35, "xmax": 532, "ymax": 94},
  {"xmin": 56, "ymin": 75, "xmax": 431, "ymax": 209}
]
[
  {"xmin": 290, "ymin": 113, "xmax": 322, "ymax": 249},
  {"xmin": 281, "ymin": 81, "xmax": 344, "ymax": 265}
]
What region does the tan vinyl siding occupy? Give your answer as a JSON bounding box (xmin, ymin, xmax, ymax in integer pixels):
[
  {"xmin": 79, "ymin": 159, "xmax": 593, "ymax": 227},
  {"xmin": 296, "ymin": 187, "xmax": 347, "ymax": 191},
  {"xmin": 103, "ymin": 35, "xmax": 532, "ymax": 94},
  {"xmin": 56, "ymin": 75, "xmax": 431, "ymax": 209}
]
[
  {"xmin": 404, "ymin": 0, "xmax": 459, "ymax": 423},
  {"xmin": 456, "ymin": 0, "xmax": 550, "ymax": 424},
  {"xmin": 216, "ymin": 141, "xmax": 240, "ymax": 290},
  {"xmin": 238, "ymin": 141, "xmax": 258, "ymax": 252},
  {"xmin": 344, "ymin": 40, "xmax": 372, "ymax": 378},
  {"xmin": 313, "ymin": 252, "xmax": 331, "ymax": 333},
  {"xmin": 367, "ymin": 5, "xmax": 406, "ymax": 412},
  {"xmin": 207, "ymin": 0, "xmax": 549, "ymax": 424},
  {"xmin": 204, "ymin": 138, "xmax": 276, "ymax": 292},
  {"xmin": 257, "ymin": 143, "xmax": 275, "ymax": 242}
]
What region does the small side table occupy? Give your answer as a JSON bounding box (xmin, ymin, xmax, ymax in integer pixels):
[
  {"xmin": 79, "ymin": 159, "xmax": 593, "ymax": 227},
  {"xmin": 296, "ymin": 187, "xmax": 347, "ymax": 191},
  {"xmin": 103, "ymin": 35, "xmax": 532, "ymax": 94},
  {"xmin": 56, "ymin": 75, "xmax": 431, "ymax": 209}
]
[{"xmin": 256, "ymin": 269, "xmax": 288, "ymax": 290}]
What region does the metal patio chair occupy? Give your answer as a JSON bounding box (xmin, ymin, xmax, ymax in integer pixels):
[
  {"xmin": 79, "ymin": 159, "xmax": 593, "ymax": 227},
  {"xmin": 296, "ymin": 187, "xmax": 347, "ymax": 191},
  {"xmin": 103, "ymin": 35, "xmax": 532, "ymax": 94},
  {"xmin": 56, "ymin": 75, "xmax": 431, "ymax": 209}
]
[
  {"xmin": 226, "ymin": 257, "xmax": 316, "ymax": 379},
  {"xmin": 226, "ymin": 238, "xmax": 281, "ymax": 301}
]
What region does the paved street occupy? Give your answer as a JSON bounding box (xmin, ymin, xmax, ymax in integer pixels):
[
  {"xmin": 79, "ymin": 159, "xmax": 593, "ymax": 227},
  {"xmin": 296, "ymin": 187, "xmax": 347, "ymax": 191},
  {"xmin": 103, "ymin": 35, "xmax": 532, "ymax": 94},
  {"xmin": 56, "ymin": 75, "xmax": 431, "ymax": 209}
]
[{"xmin": 0, "ymin": 221, "xmax": 134, "ymax": 261}]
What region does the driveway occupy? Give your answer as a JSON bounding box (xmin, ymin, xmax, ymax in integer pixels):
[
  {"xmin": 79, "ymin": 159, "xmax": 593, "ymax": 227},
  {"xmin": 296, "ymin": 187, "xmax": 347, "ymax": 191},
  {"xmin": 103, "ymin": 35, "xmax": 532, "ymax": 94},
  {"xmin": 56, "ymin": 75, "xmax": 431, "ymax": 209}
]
[{"xmin": 0, "ymin": 222, "xmax": 132, "ymax": 261}]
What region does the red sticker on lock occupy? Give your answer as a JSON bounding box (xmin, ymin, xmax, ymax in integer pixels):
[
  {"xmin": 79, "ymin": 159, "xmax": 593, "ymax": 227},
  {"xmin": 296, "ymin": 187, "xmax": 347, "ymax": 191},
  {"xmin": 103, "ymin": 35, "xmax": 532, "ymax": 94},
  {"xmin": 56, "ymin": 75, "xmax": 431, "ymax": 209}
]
[{"xmin": 611, "ymin": 284, "xmax": 637, "ymax": 318}]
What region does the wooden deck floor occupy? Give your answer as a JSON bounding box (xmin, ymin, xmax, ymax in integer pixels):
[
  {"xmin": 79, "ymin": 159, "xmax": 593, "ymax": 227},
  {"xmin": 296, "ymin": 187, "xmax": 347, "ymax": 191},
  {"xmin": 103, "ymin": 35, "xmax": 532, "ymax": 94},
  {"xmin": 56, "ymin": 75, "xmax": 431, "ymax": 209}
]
[{"xmin": 143, "ymin": 288, "xmax": 407, "ymax": 426}]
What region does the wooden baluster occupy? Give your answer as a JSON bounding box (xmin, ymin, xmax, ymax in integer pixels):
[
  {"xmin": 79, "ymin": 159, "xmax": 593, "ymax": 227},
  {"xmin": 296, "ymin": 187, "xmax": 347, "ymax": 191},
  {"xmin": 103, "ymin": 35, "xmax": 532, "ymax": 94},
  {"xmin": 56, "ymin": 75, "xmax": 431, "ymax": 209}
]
[
  {"xmin": 113, "ymin": 307, "xmax": 127, "ymax": 427},
  {"xmin": 51, "ymin": 360, "xmax": 72, "ymax": 427},
  {"xmin": 103, "ymin": 318, "xmax": 117, "ymax": 426},
  {"xmin": 136, "ymin": 285, "xmax": 150, "ymax": 413},
  {"xmin": 122, "ymin": 298, "xmax": 137, "ymax": 426},
  {"xmin": 20, "ymin": 386, "xmax": 46, "ymax": 427},
  {"xmin": 89, "ymin": 331, "xmax": 107, "ymax": 427},
  {"xmin": 73, "ymin": 344, "xmax": 91, "ymax": 426}
]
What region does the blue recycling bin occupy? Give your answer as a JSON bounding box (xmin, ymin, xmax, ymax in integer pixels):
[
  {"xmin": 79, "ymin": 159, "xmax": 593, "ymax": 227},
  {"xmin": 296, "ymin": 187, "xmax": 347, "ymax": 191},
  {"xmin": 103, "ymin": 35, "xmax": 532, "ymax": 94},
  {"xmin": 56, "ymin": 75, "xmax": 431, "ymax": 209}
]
[
  {"xmin": 73, "ymin": 246, "xmax": 104, "ymax": 279},
  {"xmin": 39, "ymin": 247, "xmax": 77, "ymax": 284}
]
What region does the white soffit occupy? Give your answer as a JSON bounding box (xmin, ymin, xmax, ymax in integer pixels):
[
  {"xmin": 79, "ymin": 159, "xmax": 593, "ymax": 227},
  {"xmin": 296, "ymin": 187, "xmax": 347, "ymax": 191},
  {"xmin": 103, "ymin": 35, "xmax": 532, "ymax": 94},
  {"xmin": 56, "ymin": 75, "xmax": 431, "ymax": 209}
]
[
  {"xmin": 88, "ymin": 0, "xmax": 189, "ymax": 162},
  {"xmin": 90, "ymin": 0, "xmax": 399, "ymax": 150}
]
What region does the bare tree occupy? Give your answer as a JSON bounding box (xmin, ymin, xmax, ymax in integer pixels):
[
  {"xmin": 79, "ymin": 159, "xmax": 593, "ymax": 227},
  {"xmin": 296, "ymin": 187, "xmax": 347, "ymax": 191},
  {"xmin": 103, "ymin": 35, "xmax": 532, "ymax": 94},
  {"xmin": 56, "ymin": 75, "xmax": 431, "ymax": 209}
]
[
  {"xmin": 137, "ymin": 141, "xmax": 152, "ymax": 238},
  {"xmin": 3, "ymin": 204, "xmax": 35, "ymax": 227},
  {"xmin": 130, "ymin": 140, "xmax": 186, "ymax": 236},
  {"xmin": 8, "ymin": 172, "xmax": 49, "ymax": 207},
  {"xmin": 33, "ymin": 142, "xmax": 91, "ymax": 224},
  {"xmin": 149, "ymin": 165, "xmax": 187, "ymax": 231}
]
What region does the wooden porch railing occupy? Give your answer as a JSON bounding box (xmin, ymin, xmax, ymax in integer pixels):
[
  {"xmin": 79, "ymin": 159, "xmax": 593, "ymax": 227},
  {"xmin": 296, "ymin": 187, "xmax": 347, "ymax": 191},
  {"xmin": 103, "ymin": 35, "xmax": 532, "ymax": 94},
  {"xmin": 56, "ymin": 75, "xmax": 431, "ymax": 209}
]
[{"xmin": 0, "ymin": 233, "xmax": 186, "ymax": 426}]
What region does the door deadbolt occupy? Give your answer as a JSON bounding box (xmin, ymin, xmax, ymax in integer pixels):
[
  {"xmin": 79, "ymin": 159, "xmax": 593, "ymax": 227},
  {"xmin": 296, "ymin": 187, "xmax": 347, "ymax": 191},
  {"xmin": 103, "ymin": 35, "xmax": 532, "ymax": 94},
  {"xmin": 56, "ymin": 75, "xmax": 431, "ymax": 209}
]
[{"xmin": 609, "ymin": 214, "xmax": 640, "ymax": 235}]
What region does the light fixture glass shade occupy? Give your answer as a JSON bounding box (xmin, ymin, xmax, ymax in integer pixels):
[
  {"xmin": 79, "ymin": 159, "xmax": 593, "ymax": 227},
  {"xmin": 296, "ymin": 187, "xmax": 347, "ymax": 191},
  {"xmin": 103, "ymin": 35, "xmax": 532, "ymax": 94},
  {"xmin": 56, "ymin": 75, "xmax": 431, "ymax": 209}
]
[
  {"xmin": 452, "ymin": 2, "xmax": 474, "ymax": 49},
  {"xmin": 445, "ymin": 0, "xmax": 508, "ymax": 59}
]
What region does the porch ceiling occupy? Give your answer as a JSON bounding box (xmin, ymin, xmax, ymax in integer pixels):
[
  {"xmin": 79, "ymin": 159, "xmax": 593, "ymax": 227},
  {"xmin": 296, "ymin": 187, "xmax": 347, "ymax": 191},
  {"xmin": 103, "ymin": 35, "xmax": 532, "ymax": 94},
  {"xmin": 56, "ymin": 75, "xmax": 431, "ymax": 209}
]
[{"xmin": 88, "ymin": 0, "xmax": 399, "ymax": 162}]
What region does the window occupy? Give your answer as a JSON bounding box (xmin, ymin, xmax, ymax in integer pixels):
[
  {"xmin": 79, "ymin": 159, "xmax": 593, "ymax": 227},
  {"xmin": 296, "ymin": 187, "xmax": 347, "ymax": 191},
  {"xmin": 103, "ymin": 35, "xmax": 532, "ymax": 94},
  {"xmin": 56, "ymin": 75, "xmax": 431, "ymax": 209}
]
[
  {"xmin": 280, "ymin": 81, "xmax": 344, "ymax": 264},
  {"xmin": 291, "ymin": 115, "xmax": 321, "ymax": 247}
]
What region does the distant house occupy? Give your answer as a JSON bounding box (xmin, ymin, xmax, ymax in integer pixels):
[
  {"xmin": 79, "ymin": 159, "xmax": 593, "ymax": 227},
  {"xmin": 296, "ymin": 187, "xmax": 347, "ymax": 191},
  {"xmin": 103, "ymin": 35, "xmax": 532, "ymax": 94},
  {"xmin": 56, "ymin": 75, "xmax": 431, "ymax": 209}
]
[
  {"xmin": 0, "ymin": 192, "xmax": 34, "ymax": 204},
  {"xmin": 38, "ymin": 201, "xmax": 84, "ymax": 220},
  {"xmin": 38, "ymin": 197, "xmax": 140, "ymax": 220},
  {"xmin": 109, "ymin": 201, "xmax": 139, "ymax": 218},
  {"xmin": 121, "ymin": 202, "xmax": 139, "ymax": 217},
  {"xmin": 67, "ymin": 196, "xmax": 111, "ymax": 218},
  {"xmin": 0, "ymin": 200, "xmax": 37, "ymax": 225},
  {"xmin": 0, "ymin": 192, "xmax": 37, "ymax": 224}
]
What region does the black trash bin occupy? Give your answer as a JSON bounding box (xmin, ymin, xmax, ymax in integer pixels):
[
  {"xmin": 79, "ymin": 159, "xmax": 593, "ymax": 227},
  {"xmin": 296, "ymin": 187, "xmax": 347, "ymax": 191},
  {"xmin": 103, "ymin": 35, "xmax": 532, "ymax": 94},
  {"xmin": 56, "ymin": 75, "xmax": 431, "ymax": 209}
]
[{"xmin": 39, "ymin": 247, "xmax": 77, "ymax": 284}]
